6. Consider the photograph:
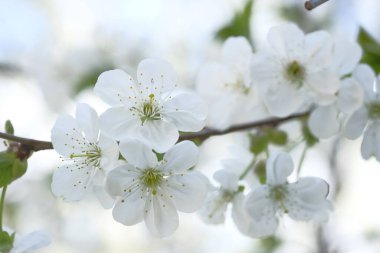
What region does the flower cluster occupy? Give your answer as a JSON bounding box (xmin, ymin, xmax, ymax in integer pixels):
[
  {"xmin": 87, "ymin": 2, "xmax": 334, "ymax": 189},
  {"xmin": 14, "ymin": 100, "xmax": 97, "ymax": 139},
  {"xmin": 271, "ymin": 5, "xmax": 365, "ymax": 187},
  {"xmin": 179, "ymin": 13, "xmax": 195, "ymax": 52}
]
[{"xmin": 50, "ymin": 22, "xmax": 377, "ymax": 238}]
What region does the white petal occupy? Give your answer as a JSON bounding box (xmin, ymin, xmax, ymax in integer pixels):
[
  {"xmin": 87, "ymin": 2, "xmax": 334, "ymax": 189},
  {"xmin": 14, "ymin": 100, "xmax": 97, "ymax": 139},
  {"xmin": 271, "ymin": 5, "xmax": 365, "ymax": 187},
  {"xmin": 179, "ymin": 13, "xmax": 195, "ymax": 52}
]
[
  {"xmin": 353, "ymin": 64, "xmax": 376, "ymax": 100},
  {"xmin": 136, "ymin": 120, "xmax": 179, "ymax": 153},
  {"xmin": 12, "ymin": 230, "xmax": 51, "ymax": 253},
  {"xmin": 307, "ymin": 69, "xmax": 340, "ymax": 96},
  {"xmin": 75, "ymin": 103, "xmax": 99, "ymax": 143},
  {"xmin": 198, "ymin": 191, "xmax": 229, "ymax": 224},
  {"xmin": 344, "ymin": 107, "xmax": 368, "ymax": 139},
  {"xmin": 51, "ymin": 164, "xmax": 91, "ymax": 201},
  {"xmin": 51, "ymin": 115, "xmax": 84, "ymax": 157},
  {"xmin": 305, "ymin": 30, "xmax": 333, "ymax": 69},
  {"xmin": 308, "ymin": 105, "xmax": 340, "ymax": 139},
  {"xmin": 162, "ymin": 141, "xmax": 199, "ymax": 173},
  {"xmin": 144, "ymin": 194, "xmax": 179, "ymax": 237},
  {"xmin": 137, "ymin": 58, "xmax": 177, "ymax": 94},
  {"xmin": 106, "ymin": 165, "xmax": 140, "ymax": 196},
  {"xmin": 98, "ymin": 107, "xmax": 140, "ymax": 140},
  {"xmin": 97, "ymin": 134, "xmax": 119, "ymax": 171},
  {"xmin": 266, "ymin": 153, "xmax": 294, "ymax": 186},
  {"xmin": 213, "ymin": 168, "xmax": 239, "ymax": 192},
  {"xmin": 119, "ymin": 138, "xmax": 157, "ymax": 168},
  {"xmin": 162, "ymin": 92, "xmax": 207, "ymax": 132},
  {"xmin": 337, "ymin": 78, "xmax": 364, "ymax": 114},
  {"xmin": 93, "ymin": 184, "xmax": 115, "ymax": 209},
  {"xmin": 94, "ymin": 69, "xmax": 136, "ymax": 107},
  {"xmin": 361, "ymin": 122, "xmax": 380, "ymax": 161},
  {"xmin": 267, "ymin": 23, "xmax": 304, "ymax": 60},
  {"xmin": 222, "ymin": 36, "xmax": 252, "ymax": 73},
  {"xmin": 285, "ymin": 177, "xmax": 332, "ymax": 222},
  {"xmin": 165, "ymin": 171, "xmax": 208, "ymax": 212},
  {"xmin": 232, "ymin": 194, "xmax": 276, "ymax": 238},
  {"xmin": 332, "ymin": 37, "xmax": 362, "ymax": 76},
  {"xmin": 112, "ymin": 189, "xmax": 146, "ymax": 226},
  {"xmin": 245, "ymin": 186, "xmax": 278, "ymax": 236},
  {"xmin": 263, "ymin": 83, "xmax": 304, "ymax": 117}
]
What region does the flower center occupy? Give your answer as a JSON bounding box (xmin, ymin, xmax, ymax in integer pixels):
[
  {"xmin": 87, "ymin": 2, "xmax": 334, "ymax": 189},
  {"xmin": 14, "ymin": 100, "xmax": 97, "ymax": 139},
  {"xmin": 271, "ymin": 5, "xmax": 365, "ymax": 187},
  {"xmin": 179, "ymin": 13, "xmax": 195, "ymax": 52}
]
[
  {"xmin": 367, "ymin": 101, "xmax": 380, "ymax": 120},
  {"xmin": 131, "ymin": 93, "xmax": 161, "ymax": 125},
  {"xmin": 140, "ymin": 168, "xmax": 164, "ymax": 195},
  {"xmin": 69, "ymin": 145, "xmax": 102, "ymax": 168},
  {"xmin": 270, "ymin": 185, "xmax": 287, "ymax": 202},
  {"xmin": 224, "ymin": 80, "xmax": 250, "ymax": 94},
  {"xmin": 284, "ymin": 61, "xmax": 306, "ymax": 87}
]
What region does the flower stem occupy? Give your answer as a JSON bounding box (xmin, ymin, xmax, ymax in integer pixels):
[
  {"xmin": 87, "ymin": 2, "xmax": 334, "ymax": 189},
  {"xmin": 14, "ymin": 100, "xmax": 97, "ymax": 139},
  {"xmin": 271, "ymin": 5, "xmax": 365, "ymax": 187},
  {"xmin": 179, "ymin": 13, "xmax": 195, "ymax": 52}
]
[
  {"xmin": 0, "ymin": 186, "xmax": 7, "ymax": 231},
  {"xmin": 296, "ymin": 145, "xmax": 308, "ymax": 177},
  {"xmin": 239, "ymin": 157, "xmax": 257, "ymax": 180}
]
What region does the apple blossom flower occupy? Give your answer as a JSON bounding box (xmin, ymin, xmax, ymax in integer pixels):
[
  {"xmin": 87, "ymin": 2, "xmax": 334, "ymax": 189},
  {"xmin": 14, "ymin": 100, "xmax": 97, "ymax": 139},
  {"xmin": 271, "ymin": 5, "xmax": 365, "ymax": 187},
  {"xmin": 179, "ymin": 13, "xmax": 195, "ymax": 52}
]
[
  {"xmin": 106, "ymin": 140, "xmax": 208, "ymax": 237},
  {"xmin": 344, "ymin": 64, "xmax": 380, "ymax": 160},
  {"xmin": 94, "ymin": 58, "xmax": 208, "ymax": 152},
  {"xmin": 251, "ymin": 23, "xmax": 340, "ymax": 117},
  {"xmin": 245, "ymin": 152, "xmax": 332, "ymax": 237},
  {"xmin": 51, "ymin": 103, "xmax": 119, "ymax": 207},
  {"xmin": 196, "ymin": 37, "xmax": 260, "ymax": 129}
]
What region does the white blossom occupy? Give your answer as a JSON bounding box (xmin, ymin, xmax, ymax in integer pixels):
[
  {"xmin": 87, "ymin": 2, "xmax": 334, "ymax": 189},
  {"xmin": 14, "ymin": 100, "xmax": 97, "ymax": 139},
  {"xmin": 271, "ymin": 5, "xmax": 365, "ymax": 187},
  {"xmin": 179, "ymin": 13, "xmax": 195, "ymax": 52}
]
[
  {"xmin": 94, "ymin": 58, "xmax": 208, "ymax": 153},
  {"xmin": 106, "ymin": 140, "xmax": 208, "ymax": 237},
  {"xmin": 344, "ymin": 64, "xmax": 380, "ymax": 160},
  {"xmin": 196, "ymin": 37, "xmax": 260, "ymax": 129},
  {"xmin": 51, "ymin": 103, "xmax": 119, "ymax": 207},
  {"xmin": 10, "ymin": 230, "xmax": 51, "ymax": 253},
  {"xmin": 245, "ymin": 152, "xmax": 332, "ymax": 237},
  {"xmin": 251, "ymin": 23, "xmax": 340, "ymax": 117}
]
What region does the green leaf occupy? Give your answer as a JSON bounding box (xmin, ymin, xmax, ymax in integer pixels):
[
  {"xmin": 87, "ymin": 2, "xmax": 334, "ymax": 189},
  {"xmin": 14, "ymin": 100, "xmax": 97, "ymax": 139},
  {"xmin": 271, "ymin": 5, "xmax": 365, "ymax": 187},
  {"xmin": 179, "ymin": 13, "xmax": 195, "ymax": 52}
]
[
  {"xmin": 268, "ymin": 129, "xmax": 288, "ymax": 146},
  {"xmin": 249, "ymin": 134, "xmax": 269, "ymax": 155},
  {"xmin": 215, "ymin": 0, "xmax": 253, "ymax": 42},
  {"xmin": 257, "ymin": 235, "xmax": 282, "ymax": 253},
  {"xmin": 302, "ymin": 122, "xmax": 318, "ymax": 147},
  {"xmin": 358, "ymin": 27, "xmax": 380, "ymax": 73},
  {"xmin": 0, "ymin": 152, "xmax": 27, "ymax": 187},
  {"xmin": 4, "ymin": 121, "xmax": 14, "ymax": 135},
  {"xmin": 0, "ymin": 231, "xmax": 15, "ymax": 252},
  {"xmin": 254, "ymin": 160, "xmax": 266, "ymax": 184}
]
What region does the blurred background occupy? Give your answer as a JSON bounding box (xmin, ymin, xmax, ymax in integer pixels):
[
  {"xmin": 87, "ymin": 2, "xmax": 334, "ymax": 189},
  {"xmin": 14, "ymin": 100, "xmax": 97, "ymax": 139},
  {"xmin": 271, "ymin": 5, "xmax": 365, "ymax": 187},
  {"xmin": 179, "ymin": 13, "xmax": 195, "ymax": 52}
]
[{"xmin": 1, "ymin": 0, "xmax": 380, "ymax": 252}]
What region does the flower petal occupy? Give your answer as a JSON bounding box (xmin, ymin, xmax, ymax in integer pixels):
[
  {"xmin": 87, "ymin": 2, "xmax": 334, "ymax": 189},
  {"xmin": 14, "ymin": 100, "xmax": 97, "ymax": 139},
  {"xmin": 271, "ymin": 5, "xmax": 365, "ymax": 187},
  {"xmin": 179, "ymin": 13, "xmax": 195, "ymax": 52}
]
[
  {"xmin": 12, "ymin": 230, "xmax": 51, "ymax": 253},
  {"xmin": 305, "ymin": 30, "xmax": 333, "ymax": 69},
  {"xmin": 97, "ymin": 134, "xmax": 119, "ymax": 171},
  {"xmin": 285, "ymin": 177, "xmax": 332, "ymax": 222},
  {"xmin": 337, "ymin": 78, "xmax": 364, "ymax": 114},
  {"xmin": 162, "ymin": 92, "xmax": 207, "ymax": 132},
  {"xmin": 308, "ymin": 105, "xmax": 340, "ymax": 139},
  {"xmin": 332, "ymin": 37, "xmax": 362, "ymax": 76},
  {"xmin": 106, "ymin": 165, "xmax": 140, "ymax": 196},
  {"xmin": 307, "ymin": 69, "xmax": 340, "ymax": 96},
  {"xmin": 75, "ymin": 103, "xmax": 99, "ymax": 143},
  {"xmin": 93, "ymin": 184, "xmax": 115, "ymax": 209},
  {"xmin": 51, "ymin": 164, "xmax": 91, "ymax": 201},
  {"xmin": 144, "ymin": 194, "xmax": 179, "ymax": 237},
  {"xmin": 162, "ymin": 141, "xmax": 199, "ymax": 173},
  {"xmin": 344, "ymin": 107, "xmax": 368, "ymax": 139},
  {"xmin": 119, "ymin": 138, "xmax": 157, "ymax": 168},
  {"xmin": 94, "ymin": 69, "xmax": 136, "ymax": 107},
  {"xmin": 198, "ymin": 191, "xmax": 228, "ymax": 224},
  {"xmin": 266, "ymin": 152, "xmax": 294, "ymax": 186},
  {"xmin": 353, "ymin": 64, "xmax": 376, "ymax": 101},
  {"xmin": 165, "ymin": 171, "xmax": 208, "ymax": 212},
  {"xmin": 222, "ymin": 36, "xmax": 252, "ymax": 74},
  {"xmin": 213, "ymin": 168, "xmax": 239, "ymax": 192},
  {"xmin": 112, "ymin": 189, "xmax": 146, "ymax": 226},
  {"xmin": 361, "ymin": 122, "xmax": 380, "ymax": 161},
  {"xmin": 137, "ymin": 58, "xmax": 177, "ymax": 94}
]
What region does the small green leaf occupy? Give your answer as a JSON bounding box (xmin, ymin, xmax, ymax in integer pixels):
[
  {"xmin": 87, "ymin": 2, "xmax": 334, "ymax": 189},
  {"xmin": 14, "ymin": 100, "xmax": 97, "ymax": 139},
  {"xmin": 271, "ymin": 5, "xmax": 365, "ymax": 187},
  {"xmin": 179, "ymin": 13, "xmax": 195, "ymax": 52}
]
[
  {"xmin": 0, "ymin": 152, "xmax": 27, "ymax": 187},
  {"xmin": 249, "ymin": 134, "xmax": 269, "ymax": 155},
  {"xmin": 153, "ymin": 151, "xmax": 164, "ymax": 162},
  {"xmin": 302, "ymin": 122, "xmax": 318, "ymax": 147},
  {"xmin": 257, "ymin": 235, "xmax": 282, "ymax": 253},
  {"xmin": 358, "ymin": 27, "xmax": 380, "ymax": 73},
  {"xmin": 4, "ymin": 121, "xmax": 14, "ymax": 135},
  {"xmin": 0, "ymin": 231, "xmax": 15, "ymax": 252},
  {"xmin": 268, "ymin": 129, "xmax": 288, "ymax": 146},
  {"xmin": 215, "ymin": 0, "xmax": 253, "ymax": 42},
  {"xmin": 254, "ymin": 160, "xmax": 266, "ymax": 184}
]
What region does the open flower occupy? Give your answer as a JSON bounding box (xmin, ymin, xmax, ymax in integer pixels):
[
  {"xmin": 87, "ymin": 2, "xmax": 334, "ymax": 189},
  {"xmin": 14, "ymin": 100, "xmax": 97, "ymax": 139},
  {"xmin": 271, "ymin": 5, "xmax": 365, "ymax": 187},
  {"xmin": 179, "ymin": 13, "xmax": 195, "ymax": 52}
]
[
  {"xmin": 245, "ymin": 153, "xmax": 332, "ymax": 237},
  {"xmin": 196, "ymin": 37, "xmax": 260, "ymax": 129},
  {"xmin": 51, "ymin": 103, "xmax": 119, "ymax": 207},
  {"xmin": 106, "ymin": 140, "xmax": 208, "ymax": 237},
  {"xmin": 344, "ymin": 64, "xmax": 380, "ymax": 160},
  {"xmin": 251, "ymin": 23, "xmax": 340, "ymax": 117},
  {"xmin": 94, "ymin": 58, "xmax": 207, "ymax": 152}
]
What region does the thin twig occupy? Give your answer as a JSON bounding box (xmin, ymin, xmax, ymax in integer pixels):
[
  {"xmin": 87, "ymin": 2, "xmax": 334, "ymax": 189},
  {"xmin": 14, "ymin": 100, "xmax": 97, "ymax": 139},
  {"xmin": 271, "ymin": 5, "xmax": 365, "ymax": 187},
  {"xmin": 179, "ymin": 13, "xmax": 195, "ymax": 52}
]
[
  {"xmin": 0, "ymin": 111, "xmax": 309, "ymax": 152},
  {"xmin": 304, "ymin": 0, "xmax": 330, "ymax": 11}
]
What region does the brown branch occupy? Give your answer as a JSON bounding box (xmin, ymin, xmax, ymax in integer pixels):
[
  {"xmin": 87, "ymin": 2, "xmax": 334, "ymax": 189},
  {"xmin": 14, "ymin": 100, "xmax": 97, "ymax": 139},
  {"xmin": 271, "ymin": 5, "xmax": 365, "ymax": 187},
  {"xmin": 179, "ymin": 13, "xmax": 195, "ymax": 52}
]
[
  {"xmin": 304, "ymin": 0, "xmax": 330, "ymax": 11},
  {"xmin": 0, "ymin": 111, "xmax": 309, "ymax": 152},
  {"xmin": 0, "ymin": 132, "xmax": 53, "ymax": 152},
  {"xmin": 179, "ymin": 111, "xmax": 309, "ymax": 141}
]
